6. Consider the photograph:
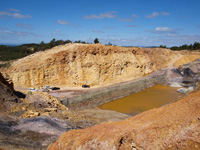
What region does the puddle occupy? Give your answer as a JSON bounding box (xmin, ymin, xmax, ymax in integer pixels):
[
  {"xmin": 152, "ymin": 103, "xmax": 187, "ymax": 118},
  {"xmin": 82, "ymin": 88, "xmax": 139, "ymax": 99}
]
[{"xmin": 99, "ymin": 85, "xmax": 181, "ymax": 115}]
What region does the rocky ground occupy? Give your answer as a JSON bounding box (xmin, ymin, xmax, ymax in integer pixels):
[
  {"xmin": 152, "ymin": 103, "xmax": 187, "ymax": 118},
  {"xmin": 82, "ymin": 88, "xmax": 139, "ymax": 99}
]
[
  {"xmin": 49, "ymin": 87, "xmax": 200, "ymax": 150},
  {"xmin": 0, "ymin": 72, "xmax": 130, "ymax": 150}
]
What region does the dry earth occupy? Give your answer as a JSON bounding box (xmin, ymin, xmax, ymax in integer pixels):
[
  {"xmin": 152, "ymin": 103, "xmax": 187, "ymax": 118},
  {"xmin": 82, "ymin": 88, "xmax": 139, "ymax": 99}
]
[{"xmin": 49, "ymin": 88, "xmax": 200, "ymax": 150}]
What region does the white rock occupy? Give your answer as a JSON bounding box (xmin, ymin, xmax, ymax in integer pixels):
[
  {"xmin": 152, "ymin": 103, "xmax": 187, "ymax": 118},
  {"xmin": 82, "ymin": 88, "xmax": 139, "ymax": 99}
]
[
  {"xmin": 188, "ymin": 86, "xmax": 194, "ymax": 92},
  {"xmin": 177, "ymin": 88, "xmax": 188, "ymax": 94},
  {"xmin": 170, "ymin": 82, "xmax": 182, "ymax": 88}
]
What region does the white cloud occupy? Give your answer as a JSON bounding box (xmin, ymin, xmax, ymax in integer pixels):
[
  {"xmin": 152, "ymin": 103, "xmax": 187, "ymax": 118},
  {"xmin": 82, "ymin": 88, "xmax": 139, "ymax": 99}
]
[
  {"xmin": 146, "ymin": 12, "xmax": 159, "ymax": 18},
  {"xmin": 51, "ymin": 29, "xmax": 68, "ymax": 37},
  {"xmin": 161, "ymin": 12, "xmax": 170, "ymax": 16},
  {"xmin": 107, "ymin": 34, "xmax": 119, "ymax": 37},
  {"xmin": 83, "ymin": 11, "xmax": 136, "ymax": 22},
  {"xmin": 1, "ymin": 30, "xmax": 14, "ymax": 34},
  {"xmin": 0, "ymin": 11, "xmax": 11, "ymax": 18},
  {"xmin": 93, "ymin": 30, "xmax": 105, "ymax": 33},
  {"xmin": 119, "ymin": 18, "xmax": 134, "ymax": 22},
  {"xmin": 83, "ymin": 11, "xmax": 117, "ymax": 19},
  {"xmin": 57, "ymin": 20, "xmax": 70, "ymax": 25},
  {"xmin": 0, "ymin": 30, "xmax": 40, "ymax": 37},
  {"xmin": 57, "ymin": 20, "xmax": 80, "ymax": 28},
  {"xmin": 0, "ymin": 11, "xmax": 32, "ymax": 19},
  {"xmin": 103, "ymin": 26, "xmax": 116, "ymax": 29},
  {"xmin": 145, "ymin": 12, "xmax": 170, "ymax": 18},
  {"xmin": 0, "ymin": 27, "xmax": 6, "ymax": 30},
  {"xmin": 167, "ymin": 33, "xmax": 178, "ymax": 37},
  {"xmin": 16, "ymin": 23, "xmax": 32, "ymax": 29},
  {"xmin": 9, "ymin": 8, "xmax": 21, "ymax": 12},
  {"xmin": 154, "ymin": 34, "xmax": 200, "ymax": 46},
  {"xmin": 12, "ymin": 13, "xmax": 32, "ymax": 19},
  {"xmin": 155, "ymin": 27, "xmax": 173, "ymax": 32},
  {"xmin": 132, "ymin": 14, "xmax": 139, "ymax": 17},
  {"xmin": 147, "ymin": 27, "xmax": 179, "ymax": 34},
  {"xmin": 126, "ymin": 25, "xmax": 136, "ymax": 28},
  {"xmin": 51, "ymin": 32, "xmax": 66, "ymax": 36}
]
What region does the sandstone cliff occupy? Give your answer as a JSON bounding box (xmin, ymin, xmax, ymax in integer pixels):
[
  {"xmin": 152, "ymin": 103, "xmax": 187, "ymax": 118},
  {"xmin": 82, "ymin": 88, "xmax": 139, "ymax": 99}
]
[
  {"xmin": 49, "ymin": 88, "xmax": 200, "ymax": 150},
  {"xmin": 3, "ymin": 44, "xmax": 185, "ymax": 88}
]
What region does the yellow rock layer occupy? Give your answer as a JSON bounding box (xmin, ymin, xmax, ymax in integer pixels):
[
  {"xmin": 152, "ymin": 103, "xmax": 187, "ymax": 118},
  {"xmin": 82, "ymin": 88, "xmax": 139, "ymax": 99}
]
[
  {"xmin": 174, "ymin": 54, "xmax": 200, "ymax": 67},
  {"xmin": 3, "ymin": 44, "xmax": 200, "ymax": 88}
]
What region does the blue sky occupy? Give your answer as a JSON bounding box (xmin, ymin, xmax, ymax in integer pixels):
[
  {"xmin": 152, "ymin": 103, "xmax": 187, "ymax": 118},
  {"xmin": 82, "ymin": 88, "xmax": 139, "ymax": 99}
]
[{"xmin": 0, "ymin": 0, "xmax": 200, "ymax": 46}]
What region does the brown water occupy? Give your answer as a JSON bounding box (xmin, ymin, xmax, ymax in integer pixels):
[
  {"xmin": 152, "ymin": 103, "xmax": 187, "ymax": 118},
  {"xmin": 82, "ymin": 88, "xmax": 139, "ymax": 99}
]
[{"xmin": 99, "ymin": 85, "xmax": 181, "ymax": 115}]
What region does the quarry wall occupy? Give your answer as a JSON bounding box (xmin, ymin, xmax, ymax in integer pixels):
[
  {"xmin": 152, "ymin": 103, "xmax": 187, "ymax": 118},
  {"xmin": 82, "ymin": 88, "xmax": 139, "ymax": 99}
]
[
  {"xmin": 61, "ymin": 69, "xmax": 167, "ymax": 110},
  {"xmin": 60, "ymin": 59, "xmax": 200, "ymax": 110},
  {"xmin": 3, "ymin": 44, "xmax": 180, "ymax": 88}
]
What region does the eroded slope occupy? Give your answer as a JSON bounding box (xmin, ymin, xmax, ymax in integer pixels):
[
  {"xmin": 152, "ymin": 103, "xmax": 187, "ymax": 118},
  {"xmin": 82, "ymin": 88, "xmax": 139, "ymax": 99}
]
[
  {"xmin": 3, "ymin": 44, "xmax": 185, "ymax": 88},
  {"xmin": 49, "ymin": 88, "xmax": 200, "ymax": 150}
]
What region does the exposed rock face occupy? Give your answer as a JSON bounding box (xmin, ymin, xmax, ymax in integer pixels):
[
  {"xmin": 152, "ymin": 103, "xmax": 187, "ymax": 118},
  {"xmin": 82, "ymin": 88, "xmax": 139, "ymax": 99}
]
[
  {"xmin": 0, "ymin": 72, "xmax": 19, "ymax": 113},
  {"xmin": 4, "ymin": 44, "xmax": 185, "ymax": 88},
  {"xmin": 49, "ymin": 88, "xmax": 200, "ymax": 150},
  {"xmin": 0, "ymin": 116, "xmax": 74, "ymax": 150},
  {"xmin": 0, "ymin": 72, "xmax": 14, "ymax": 90},
  {"xmin": 12, "ymin": 116, "xmax": 74, "ymax": 136},
  {"xmin": 174, "ymin": 55, "xmax": 200, "ymax": 67}
]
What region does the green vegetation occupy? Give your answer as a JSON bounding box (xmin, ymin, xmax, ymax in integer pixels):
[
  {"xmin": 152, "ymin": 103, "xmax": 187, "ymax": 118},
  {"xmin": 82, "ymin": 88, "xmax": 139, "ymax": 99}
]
[
  {"xmin": 170, "ymin": 42, "xmax": 200, "ymax": 51},
  {"xmin": 0, "ymin": 62, "xmax": 11, "ymax": 68},
  {"xmin": 0, "ymin": 38, "xmax": 96, "ymax": 61},
  {"xmin": 0, "ymin": 38, "xmax": 73, "ymax": 61},
  {"xmin": 94, "ymin": 38, "xmax": 99, "ymax": 44},
  {"xmin": 106, "ymin": 42, "xmax": 112, "ymax": 46},
  {"xmin": 159, "ymin": 45, "xmax": 167, "ymax": 48},
  {"xmin": 74, "ymin": 40, "xmax": 88, "ymax": 44}
]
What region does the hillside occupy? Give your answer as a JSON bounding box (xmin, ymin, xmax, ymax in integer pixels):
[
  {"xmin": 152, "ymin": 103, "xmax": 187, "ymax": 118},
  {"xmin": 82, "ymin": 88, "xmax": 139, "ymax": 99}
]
[{"xmin": 3, "ymin": 43, "xmax": 198, "ymax": 88}]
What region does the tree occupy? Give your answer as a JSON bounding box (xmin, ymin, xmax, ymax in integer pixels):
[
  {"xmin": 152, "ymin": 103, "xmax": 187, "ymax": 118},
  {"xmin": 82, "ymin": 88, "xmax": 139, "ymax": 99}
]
[
  {"xmin": 94, "ymin": 38, "xmax": 99, "ymax": 44},
  {"xmin": 189, "ymin": 44, "xmax": 193, "ymax": 50},
  {"xmin": 49, "ymin": 38, "xmax": 56, "ymax": 47},
  {"xmin": 55, "ymin": 40, "xmax": 65, "ymax": 45},
  {"xmin": 74, "ymin": 40, "xmax": 81, "ymax": 43},
  {"xmin": 50, "ymin": 38, "xmax": 56, "ymax": 44},
  {"xmin": 107, "ymin": 42, "xmax": 112, "ymax": 46},
  {"xmin": 159, "ymin": 45, "xmax": 166, "ymax": 48},
  {"xmin": 170, "ymin": 46, "xmax": 179, "ymax": 51},
  {"xmin": 170, "ymin": 42, "xmax": 200, "ymax": 51},
  {"xmin": 193, "ymin": 42, "xmax": 200, "ymax": 50},
  {"xmin": 65, "ymin": 40, "xmax": 72, "ymax": 44},
  {"xmin": 40, "ymin": 41, "xmax": 44, "ymax": 45}
]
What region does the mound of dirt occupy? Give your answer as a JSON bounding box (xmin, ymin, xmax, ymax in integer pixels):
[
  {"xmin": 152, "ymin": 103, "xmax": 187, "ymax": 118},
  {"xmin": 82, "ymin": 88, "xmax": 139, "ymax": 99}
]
[{"xmin": 49, "ymin": 88, "xmax": 200, "ymax": 150}]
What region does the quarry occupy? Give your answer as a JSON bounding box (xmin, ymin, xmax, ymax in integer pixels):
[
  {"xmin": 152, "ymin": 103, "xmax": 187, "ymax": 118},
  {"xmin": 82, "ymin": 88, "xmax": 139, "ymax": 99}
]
[{"xmin": 0, "ymin": 43, "xmax": 200, "ymax": 150}]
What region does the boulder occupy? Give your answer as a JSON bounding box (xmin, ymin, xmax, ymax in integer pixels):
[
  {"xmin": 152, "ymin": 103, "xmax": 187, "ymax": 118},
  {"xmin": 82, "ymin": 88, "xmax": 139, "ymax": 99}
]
[
  {"xmin": 188, "ymin": 86, "xmax": 194, "ymax": 92},
  {"xmin": 170, "ymin": 82, "xmax": 182, "ymax": 87},
  {"xmin": 177, "ymin": 88, "xmax": 188, "ymax": 94}
]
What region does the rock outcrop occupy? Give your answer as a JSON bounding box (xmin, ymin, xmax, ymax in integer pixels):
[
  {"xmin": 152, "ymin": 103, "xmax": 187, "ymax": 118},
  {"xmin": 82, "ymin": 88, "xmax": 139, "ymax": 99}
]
[
  {"xmin": 3, "ymin": 44, "xmax": 189, "ymax": 88},
  {"xmin": 0, "ymin": 72, "xmax": 14, "ymax": 90},
  {"xmin": 0, "ymin": 72, "xmax": 20, "ymax": 113},
  {"xmin": 49, "ymin": 88, "xmax": 200, "ymax": 150}
]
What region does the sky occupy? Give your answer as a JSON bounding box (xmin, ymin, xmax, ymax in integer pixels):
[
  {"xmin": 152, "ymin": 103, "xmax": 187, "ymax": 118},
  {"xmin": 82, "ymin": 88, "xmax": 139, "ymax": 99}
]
[{"xmin": 0, "ymin": 0, "xmax": 200, "ymax": 46}]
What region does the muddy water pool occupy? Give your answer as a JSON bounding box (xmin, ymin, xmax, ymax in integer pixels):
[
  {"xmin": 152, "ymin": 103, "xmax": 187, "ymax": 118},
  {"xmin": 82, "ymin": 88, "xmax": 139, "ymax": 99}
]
[{"xmin": 99, "ymin": 85, "xmax": 181, "ymax": 115}]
